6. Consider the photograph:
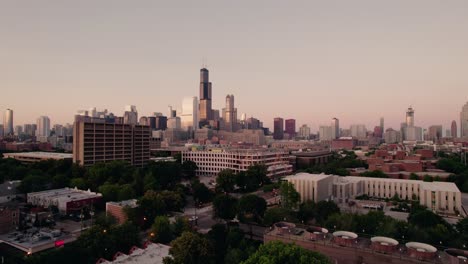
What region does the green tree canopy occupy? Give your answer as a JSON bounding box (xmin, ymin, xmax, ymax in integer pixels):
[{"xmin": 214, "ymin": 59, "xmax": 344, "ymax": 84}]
[
  {"xmin": 241, "ymin": 241, "xmax": 331, "ymax": 264},
  {"xmin": 213, "ymin": 194, "xmax": 238, "ymax": 221},
  {"xmin": 163, "ymin": 232, "xmax": 215, "ymax": 264}
]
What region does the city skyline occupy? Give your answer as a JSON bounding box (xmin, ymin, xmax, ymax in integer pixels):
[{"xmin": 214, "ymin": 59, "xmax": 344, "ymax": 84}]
[{"xmin": 2, "ymin": 1, "xmax": 468, "ymax": 131}]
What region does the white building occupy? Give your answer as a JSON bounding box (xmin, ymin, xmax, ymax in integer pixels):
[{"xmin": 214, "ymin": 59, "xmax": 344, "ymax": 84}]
[
  {"xmin": 319, "ymin": 126, "xmax": 332, "ymax": 141},
  {"xmin": 36, "ymin": 116, "xmax": 51, "ymax": 142},
  {"xmin": 350, "ymin": 124, "xmax": 367, "ymax": 139},
  {"xmin": 182, "ymin": 147, "xmax": 292, "ymax": 178},
  {"xmin": 180, "ymin": 96, "xmax": 199, "ymax": 133},
  {"xmin": 298, "ymin": 124, "xmax": 311, "ymax": 139},
  {"xmin": 3, "ymin": 109, "xmax": 14, "ymax": 136},
  {"xmin": 285, "ymin": 173, "xmax": 463, "ymax": 215},
  {"xmin": 96, "ymin": 242, "xmax": 170, "ymax": 264},
  {"xmin": 331, "ymin": 118, "xmax": 339, "ymax": 139},
  {"xmin": 384, "ymin": 128, "xmax": 401, "ymax": 143},
  {"xmin": 27, "ymin": 187, "xmax": 102, "ymax": 214},
  {"xmin": 461, "ymin": 101, "xmax": 468, "ymax": 137}
]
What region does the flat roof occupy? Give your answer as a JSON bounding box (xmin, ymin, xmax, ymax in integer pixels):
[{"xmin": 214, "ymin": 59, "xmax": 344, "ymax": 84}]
[
  {"xmin": 285, "ymin": 173, "xmax": 332, "ymax": 181},
  {"xmin": 104, "ymin": 243, "xmax": 170, "ymax": 264},
  {"xmin": 4, "ymin": 152, "xmax": 72, "ymax": 159},
  {"xmin": 107, "ymin": 199, "xmax": 138, "ymax": 208},
  {"xmin": 28, "ymin": 187, "xmax": 102, "ymax": 203},
  {"xmin": 421, "ymin": 181, "xmax": 460, "ymax": 192}
]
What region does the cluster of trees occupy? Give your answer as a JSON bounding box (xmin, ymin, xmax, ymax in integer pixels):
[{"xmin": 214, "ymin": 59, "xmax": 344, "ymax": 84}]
[
  {"xmin": 215, "ymin": 165, "xmax": 271, "ymax": 193},
  {"xmin": 241, "ymin": 241, "xmax": 331, "ymax": 264},
  {"xmin": 213, "ymin": 193, "xmax": 267, "ymax": 224},
  {"xmin": 437, "ymin": 154, "xmax": 468, "ymax": 192},
  {"xmin": 302, "ymin": 151, "xmax": 367, "ymax": 176},
  {"xmin": 162, "ymin": 224, "xmax": 262, "ymax": 264}
]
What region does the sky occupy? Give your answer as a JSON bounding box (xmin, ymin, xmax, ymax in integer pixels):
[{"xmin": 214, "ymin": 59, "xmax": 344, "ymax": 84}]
[{"xmin": 1, "ymin": 0, "xmax": 468, "ymax": 132}]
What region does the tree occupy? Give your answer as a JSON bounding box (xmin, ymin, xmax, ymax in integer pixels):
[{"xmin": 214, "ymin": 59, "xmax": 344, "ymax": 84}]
[
  {"xmin": 192, "ymin": 180, "xmax": 214, "ymax": 203},
  {"xmin": 182, "ymin": 160, "xmax": 198, "ymax": 179},
  {"xmin": 238, "ymin": 194, "xmax": 267, "ymax": 223},
  {"xmin": 408, "ymin": 209, "xmax": 444, "ymax": 228},
  {"xmin": 216, "ymin": 169, "xmax": 237, "ymax": 193},
  {"xmin": 263, "ymin": 207, "xmax": 295, "ymax": 226},
  {"xmin": 246, "ymin": 165, "xmax": 270, "ymax": 187},
  {"xmin": 151, "ymin": 216, "xmax": 173, "ymax": 244},
  {"xmin": 98, "ymin": 184, "xmax": 120, "ymax": 202},
  {"xmin": 360, "ymin": 170, "xmax": 388, "ymax": 178},
  {"xmin": 279, "ymin": 182, "xmax": 300, "ymax": 209},
  {"xmin": 138, "ymin": 190, "xmax": 167, "ymax": 227},
  {"xmin": 213, "ymin": 194, "xmax": 238, "ymax": 221},
  {"xmin": 172, "ymin": 216, "xmax": 191, "ymax": 237},
  {"xmin": 315, "ymin": 201, "xmax": 340, "ymax": 224},
  {"xmin": 241, "ymin": 241, "xmax": 331, "ymax": 264},
  {"xmin": 298, "ymin": 200, "xmax": 316, "ymax": 223},
  {"xmin": 409, "ymin": 173, "xmax": 419, "ymax": 180},
  {"xmin": 423, "ymin": 175, "xmax": 433, "ymax": 182},
  {"xmin": 164, "ymin": 232, "xmax": 215, "ymax": 264}
]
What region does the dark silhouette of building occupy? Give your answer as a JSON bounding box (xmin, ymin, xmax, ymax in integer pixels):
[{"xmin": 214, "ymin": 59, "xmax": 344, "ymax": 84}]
[
  {"xmin": 273, "ymin": 118, "xmax": 284, "ymax": 140},
  {"xmin": 285, "ymin": 119, "xmax": 296, "ymax": 139},
  {"xmin": 199, "ymin": 68, "xmax": 213, "ymax": 124}
]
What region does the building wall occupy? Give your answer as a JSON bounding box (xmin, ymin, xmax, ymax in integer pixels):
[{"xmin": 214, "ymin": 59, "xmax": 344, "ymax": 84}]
[
  {"xmin": 0, "ymin": 207, "xmax": 19, "ymax": 234},
  {"xmin": 182, "ymin": 149, "xmax": 292, "ymax": 177},
  {"xmin": 73, "ymin": 117, "xmax": 150, "ymax": 167}
]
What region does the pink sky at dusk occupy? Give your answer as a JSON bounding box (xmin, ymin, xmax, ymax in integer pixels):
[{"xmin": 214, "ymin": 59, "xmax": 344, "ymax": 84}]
[{"xmin": 1, "ymin": 0, "xmax": 468, "ymax": 132}]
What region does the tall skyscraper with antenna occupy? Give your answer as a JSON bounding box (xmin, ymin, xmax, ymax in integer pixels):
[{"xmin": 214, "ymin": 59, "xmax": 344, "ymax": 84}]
[{"xmin": 199, "ymin": 68, "xmax": 213, "ymax": 124}]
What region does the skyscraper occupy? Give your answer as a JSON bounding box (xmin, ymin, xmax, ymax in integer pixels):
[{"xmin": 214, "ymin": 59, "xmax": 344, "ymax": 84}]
[
  {"xmin": 331, "ymin": 118, "xmax": 339, "ymax": 139},
  {"xmin": 406, "ymin": 106, "xmax": 415, "ymax": 127},
  {"xmin": 461, "ymin": 102, "xmax": 468, "ymax": 137},
  {"xmin": 350, "ymin": 124, "xmax": 367, "ymax": 139},
  {"xmin": 428, "ymin": 125, "xmax": 443, "ymax": 142},
  {"xmin": 199, "ymin": 68, "xmax": 213, "ymax": 123},
  {"xmin": 181, "ymin": 96, "xmax": 199, "ymax": 132},
  {"xmin": 285, "ymin": 119, "xmax": 296, "ymax": 139},
  {"xmin": 3, "ymin": 109, "xmax": 13, "ymax": 136},
  {"xmin": 222, "ymin": 95, "xmax": 237, "ymax": 132},
  {"xmin": 298, "ymin": 124, "xmax": 311, "ymax": 139},
  {"xmin": 319, "ymin": 126, "xmax": 333, "ymax": 141},
  {"xmin": 123, "ymin": 105, "xmax": 138, "ymax": 125},
  {"xmin": 451, "ymin": 120, "xmax": 457, "ymax": 138},
  {"xmin": 380, "ymin": 117, "xmax": 384, "ymax": 131},
  {"xmin": 36, "ymin": 116, "xmax": 51, "ymax": 142},
  {"xmin": 273, "ymin": 118, "xmax": 284, "ymax": 140}
]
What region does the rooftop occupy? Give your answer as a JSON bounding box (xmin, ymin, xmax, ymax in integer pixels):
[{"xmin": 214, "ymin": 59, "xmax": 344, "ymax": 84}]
[
  {"xmin": 27, "ymin": 187, "xmax": 102, "ymax": 203},
  {"xmin": 4, "ymin": 152, "xmax": 72, "ymax": 160},
  {"xmin": 285, "ymin": 173, "xmax": 332, "ymax": 181},
  {"xmin": 107, "ymin": 199, "xmax": 138, "ymax": 208}
]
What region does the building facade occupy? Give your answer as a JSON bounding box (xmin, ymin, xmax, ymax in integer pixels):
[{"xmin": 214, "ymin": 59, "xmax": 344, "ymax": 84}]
[
  {"xmin": 451, "ymin": 120, "xmax": 457, "ymax": 138},
  {"xmin": 461, "ymin": 101, "xmax": 468, "ymax": 137},
  {"xmin": 199, "ymin": 68, "xmax": 213, "ymax": 123},
  {"xmin": 286, "ymin": 173, "xmax": 463, "ymax": 215},
  {"xmin": 72, "ymin": 116, "xmax": 151, "ymax": 167},
  {"xmin": 3, "ymin": 109, "xmax": 13, "ymax": 136},
  {"xmin": 273, "ymin": 118, "xmax": 284, "ymax": 140},
  {"xmin": 182, "ymin": 147, "xmax": 292, "ymax": 178},
  {"xmin": 222, "ymin": 95, "xmax": 237, "ymax": 132},
  {"xmin": 181, "ymin": 96, "xmax": 199, "ymax": 133},
  {"xmin": 36, "ymin": 116, "xmax": 51, "ymax": 141}
]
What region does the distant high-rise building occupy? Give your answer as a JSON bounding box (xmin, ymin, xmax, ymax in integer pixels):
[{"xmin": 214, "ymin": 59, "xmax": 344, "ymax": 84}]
[
  {"xmin": 331, "ymin": 118, "xmax": 339, "ymax": 139},
  {"xmin": 181, "ymin": 96, "xmax": 199, "ymax": 133},
  {"xmin": 298, "ymin": 124, "xmax": 311, "ymax": 139},
  {"xmin": 222, "ymin": 95, "xmax": 237, "ymax": 132},
  {"xmin": 350, "ymin": 124, "xmax": 367, "ymax": 139},
  {"xmin": 246, "ymin": 117, "xmax": 261, "ymax": 130},
  {"xmin": 285, "ymin": 119, "xmax": 296, "ymax": 139},
  {"xmin": 380, "ymin": 117, "xmax": 384, "ymax": 131},
  {"xmin": 0, "ymin": 125, "xmax": 3, "ymax": 138},
  {"xmin": 14, "ymin": 125, "xmax": 23, "ymax": 136},
  {"xmin": 428, "ymin": 125, "xmax": 443, "ymax": 142},
  {"xmin": 199, "ymin": 68, "xmax": 213, "ymax": 123},
  {"xmin": 445, "ymin": 129, "xmax": 452, "ymax": 138},
  {"xmin": 73, "ymin": 116, "xmax": 150, "ymax": 167},
  {"xmin": 461, "ymin": 102, "xmax": 468, "ymax": 137},
  {"xmin": 139, "ymin": 116, "xmax": 149, "ymax": 126},
  {"xmin": 24, "ymin": 124, "xmax": 35, "ymax": 136},
  {"xmin": 451, "ymin": 120, "xmax": 457, "ymax": 138},
  {"xmin": 406, "ymin": 106, "xmax": 415, "ymax": 127},
  {"xmin": 373, "ymin": 126, "xmax": 383, "ymax": 138},
  {"xmin": 384, "ymin": 128, "xmax": 401, "ymax": 143},
  {"xmin": 3, "ymin": 109, "xmax": 13, "ymax": 136},
  {"xmin": 123, "ymin": 105, "xmax": 138, "ymax": 125},
  {"xmin": 36, "ymin": 116, "xmax": 51, "ymax": 141},
  {"xmin": 155, "ymin": 116, "xmax": 168, "ymax": 130},
  {"xmin": 273, "ymin": 118, "xmax": 284, "ymax": 140},
  {"xmin": 319, "ymin": 126, "xmax": 333, "ymax": 141}
]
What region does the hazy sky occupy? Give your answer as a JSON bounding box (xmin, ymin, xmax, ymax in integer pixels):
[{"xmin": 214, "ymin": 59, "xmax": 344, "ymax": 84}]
[{"xmin": 1, "ymin": 0, "xmax": 468, "ymax": 132}]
